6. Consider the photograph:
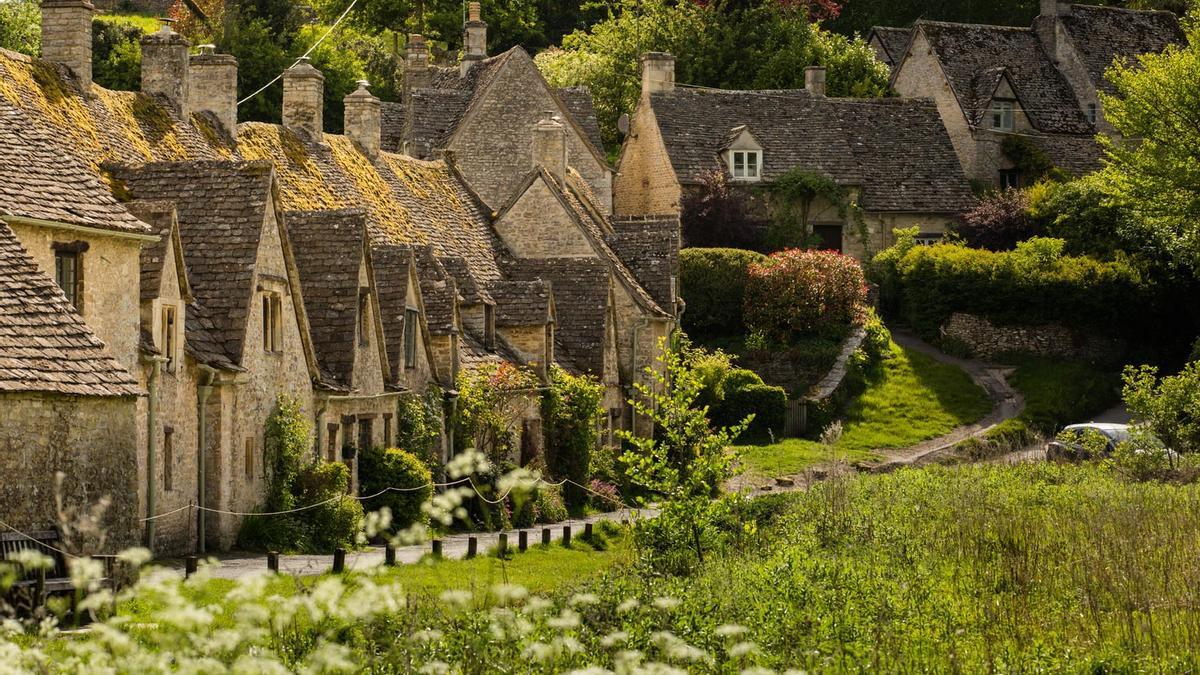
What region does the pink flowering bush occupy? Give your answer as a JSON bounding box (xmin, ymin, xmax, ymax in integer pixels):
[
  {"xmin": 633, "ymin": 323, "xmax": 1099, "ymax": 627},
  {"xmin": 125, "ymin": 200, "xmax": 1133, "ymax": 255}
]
[{"xmin": 744, "ymin": 248, "xmax": 867, "ymax": 343}]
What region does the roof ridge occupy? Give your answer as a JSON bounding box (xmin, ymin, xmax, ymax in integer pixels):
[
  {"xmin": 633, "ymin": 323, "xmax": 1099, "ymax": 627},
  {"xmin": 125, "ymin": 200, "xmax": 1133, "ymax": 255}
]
[{"xmin": 917, "ymin": 19, "xmax": 1034, "ymax": 31}]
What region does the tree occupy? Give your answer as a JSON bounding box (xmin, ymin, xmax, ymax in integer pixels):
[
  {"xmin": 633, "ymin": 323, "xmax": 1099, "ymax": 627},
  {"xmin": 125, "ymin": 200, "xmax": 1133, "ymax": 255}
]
[
  {"xmin": 954, "ymin": 188, "xmax": 1040, "ymax": 251},
  {"xmin": 1123, "ymin": 362, "xmax": 1200, "ymax": 455},
  {"xmin": 0, "ymin": 0, "xmax": 39, "ymax": 56},
  {"xmin": 680, "ymin": 170, "xmax": 760, "ymax": 248},
  {"xmin": 1095, "ymin": 22, "xmax": 1200, "ymax": 274}
]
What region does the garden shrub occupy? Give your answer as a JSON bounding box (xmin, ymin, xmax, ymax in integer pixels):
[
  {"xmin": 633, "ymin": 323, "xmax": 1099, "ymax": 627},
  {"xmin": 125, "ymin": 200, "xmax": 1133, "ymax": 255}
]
[
  {"xmin": 395, "ymin": 390, "xmax": 443, "ymax": 469},
  {"xmin": 358, "ymin": 447, "xmax": 432, "ymax": 531},
  {"xmin": 531, "ymin": 483, "xmax": 569, "ymax": 525},
  {"xmin": 744, "ymin": 248, "xmax": 867, "ymax": 344},
  {"xmin": 542, "ymin": 366, "xmax": 604, "ymax": 509},
  {"xmin": 679, "ymin": 248, "xmax": 767, "ymax": 338},
  {"xmin": 292, "ymin": 461, "xmax": 364, "ymax": 552},
  {"xmin": 717, "ymin": 383, "xmax": 786, "ymax": 443},
  {"xmin": 953, "ymin": 188, "xmax": 1040, "ymax": 251}
]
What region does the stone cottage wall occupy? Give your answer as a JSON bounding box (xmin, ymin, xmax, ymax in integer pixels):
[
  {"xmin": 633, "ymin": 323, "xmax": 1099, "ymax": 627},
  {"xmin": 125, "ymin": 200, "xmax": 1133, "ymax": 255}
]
[{"xmin": 614, "ymin": 101, "xmax": 681, "ymax": 216}]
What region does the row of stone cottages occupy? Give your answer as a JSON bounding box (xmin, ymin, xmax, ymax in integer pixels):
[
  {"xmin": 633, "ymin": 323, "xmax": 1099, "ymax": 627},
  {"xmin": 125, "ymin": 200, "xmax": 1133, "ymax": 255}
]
[
  {"xmin": 614, "ymin": 1, "xmax": 1182, "ymax": 255},
  {"xmin": 0, "ymin": 1, "xmax": 679, "ymax": 554}
]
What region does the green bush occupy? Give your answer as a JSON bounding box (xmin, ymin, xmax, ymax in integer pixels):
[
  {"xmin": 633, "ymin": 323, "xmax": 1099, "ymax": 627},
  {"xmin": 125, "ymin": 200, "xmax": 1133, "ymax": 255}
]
[
  {"xmin": 531, "ymin": 483, "xmax": 569, "ymax": 525},
  {"xmin": 717, "ymin": 383, "xmax": 787, "ymax": 443},
  {"xmin": 679, "ymin": 248, "xmax": 767, "ymax": 338},
  {"xmin": 395, "ymin": 390, "xmax": 443, "ymax": 469},
  {"xmin": 293, "ymin": 461, "xmax": 364, "ymax": 552},
  {"xmin": 542, "ymin": 366, "xmax": 604, "ymax": 509},
  {"xmin": 744, "ymin": 248, "xmax": 867, "ymax": 344},
  {"xmin": 724, "ymin": 368, "xmax": 764, "ymax": 392},
  {"xmin": 92, "ymin": 18, "xmax": 144, "ymax": 91},
  {"xmin": 358, "ymin": 447, "xmax": 432, "ymax": 531}
]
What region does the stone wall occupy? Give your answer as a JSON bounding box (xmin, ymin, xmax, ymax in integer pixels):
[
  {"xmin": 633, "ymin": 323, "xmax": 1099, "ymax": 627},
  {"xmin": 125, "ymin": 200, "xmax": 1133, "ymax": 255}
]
[
  {"xmin": 0, "ymin": 393, "xmax": 140, "ymax": 552},
  {"xmin": 495, "ymin": 177, "xmax": 596, "ymax": 257},
  {"xmin": 942, "ymin": 312, "xmax": 1123, "ymax": 361},
  {"xmin": 613, "ymin": 100, "xmax": 682, "ymax": 216}
]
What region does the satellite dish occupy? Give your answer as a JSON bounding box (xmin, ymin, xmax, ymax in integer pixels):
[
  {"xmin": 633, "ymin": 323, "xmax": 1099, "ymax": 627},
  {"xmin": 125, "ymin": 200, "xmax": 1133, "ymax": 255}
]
[{"xmin": 617, "ymin": 113, "xmax": 630, "ymax": 136}]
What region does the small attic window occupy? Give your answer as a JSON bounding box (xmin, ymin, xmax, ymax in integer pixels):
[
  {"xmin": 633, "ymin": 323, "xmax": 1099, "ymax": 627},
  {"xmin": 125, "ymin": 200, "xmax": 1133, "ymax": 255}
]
[
  {"xmin": 731, "ymin": 150, "xmax": 761, "ymax": 181},
  {"xmin": 990, "ymin": 99, "xmax": 1014, "ymax": 131},
  {"xmin": 1086, "ymin": 103, "xmax": 1098, "ymax": 125}
]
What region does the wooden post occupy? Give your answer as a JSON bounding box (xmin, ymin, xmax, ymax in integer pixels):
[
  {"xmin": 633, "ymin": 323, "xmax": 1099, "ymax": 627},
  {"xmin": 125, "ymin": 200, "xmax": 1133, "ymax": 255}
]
[
  {"xmin": 35, "ymin": 568, "xmax": 45, "ymax": 607},
  {"xmin": 184, "ymin": 556, "xmax": 198, "ymax": 578},
  {"xmin": 385, "ymin": 544, "xmax": 396, "ymax": 566},
  {"xmin": 497, "ymin": 533, "xmax": 508, "ymax": 557},
  {"xmin": 518, "ymin": 530, "xmax": 528, "ymax": 552},
  {"xmin": 333, "ymin": 548, "xmax": 346, "ymax": 574},
  {"xmin": 541, "ymin": 528, "xmax": 551, "ymax": 546},
  {"xmin": 562, "ymin": 525, "xmax": 572, "ymax": 548},
  {"xmin": 584, "ymin": 523, "xmax": 594, "ymax": 540},
  {"xmin": 466, "ymin": 536, "xmax": 478, "ymax": 559},
  {"xmin": 267, "ymin": 551, "xmax": 279, "ymax": 573},
  {"xmin": 432, "ymin": 539, "xmax": 443, "ymax": 558}
]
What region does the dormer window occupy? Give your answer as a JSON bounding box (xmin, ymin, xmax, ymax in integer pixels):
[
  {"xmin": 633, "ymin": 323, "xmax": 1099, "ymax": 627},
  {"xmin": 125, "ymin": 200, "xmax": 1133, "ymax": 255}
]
[
  {"xmin": 990, "ymin": 100, "xmax": 1015, "ymax": 131},
  {"xmin": 731, "ymin": 150, "xmax": 762, "ymax": 181},
  {"xmin": 1086, "ymin": 103, "xmax": 1098, "ymax": 125}
]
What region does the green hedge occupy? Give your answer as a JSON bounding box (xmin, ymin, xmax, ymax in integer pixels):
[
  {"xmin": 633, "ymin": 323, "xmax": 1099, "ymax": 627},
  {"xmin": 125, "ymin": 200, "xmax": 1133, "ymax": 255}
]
[
  {"xmin": 714, "ymin": 382, "xmax": 787, "ymax": 443},
  {"xmin": 358, "ymin": 447, "xmax": 432, "ymax": 530},
  {"xmin": 680, "ymin": 248, "xmax": 767, "ymax": 338},
  {"xmin": 872, "ymin": 235, "xmax": 1147, "ymax": 342}
]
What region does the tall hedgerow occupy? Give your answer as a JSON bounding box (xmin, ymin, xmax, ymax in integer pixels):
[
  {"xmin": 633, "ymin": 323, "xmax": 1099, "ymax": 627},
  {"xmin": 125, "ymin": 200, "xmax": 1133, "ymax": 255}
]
[{"xmin": 542, "ymin": 366, "xmax": 604, "ymax": 510}]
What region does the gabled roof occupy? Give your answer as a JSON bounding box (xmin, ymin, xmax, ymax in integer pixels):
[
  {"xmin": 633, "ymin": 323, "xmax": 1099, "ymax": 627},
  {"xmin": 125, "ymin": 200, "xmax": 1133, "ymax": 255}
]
[
  {"xmin": 555, "ymin": 86, "xmax": 606, "ymax": 155},
  {"xmin": 459, "ymin": 328, "xmax": 525, "ymax": 370},
  {"xmin": 646, "ymin": 88, "xmax": 975, "ymax": 214},
  {"xmin": 869, "ymin": 26, "xmax": 913, "ymax": 69},
  {"xmin": 0, "ymin": 221, "xmax": 141, "ymax": 396},
  {"xmin": 504, "ymin": 257, "xmax": 610, "ymax": 377},
  {"xmin": 109, "ymin": 160, "xmax": 276, "ymax": 368},
  {"xmin": 606, "ymin": 216, "xmax": 680, "ymax": 312},
  {"xmin": 286, "ymin": 208, "xmax": 371, "ymax": 390},
  {"xmin": 372, "ymin": 244, "xmax": 417, "ymax": 382},
  {"xmin": 0, "ymin": 101, "xmax": 149, "ymax": 234},
  {"xmin": 1058, "ymin": 4, "xmax": 1184, "ymax": 95},
  {"xmin": 914, "ymin": 20, "xmax": 1093, "ymax": 134},
  {"xmin": 413, "ymin": 246, "xmax": 459, "ymax": 336},
  {"xmin": 125, "ymin": 200, "xmax": 192, "ymax": 304},
  {"xmin": 439, "ymin": 254, "xmax": 493, "ymax": 306},
  {"xmin": 488, "ymin": 280, "xmax": 553, "ymax": 327}
]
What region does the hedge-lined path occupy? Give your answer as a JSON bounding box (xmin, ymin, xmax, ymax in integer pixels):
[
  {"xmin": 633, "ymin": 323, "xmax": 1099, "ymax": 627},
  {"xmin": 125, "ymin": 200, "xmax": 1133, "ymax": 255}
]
[{"xmin": 160, "ymin": 506, "xmax": 659, "ymax": 580}]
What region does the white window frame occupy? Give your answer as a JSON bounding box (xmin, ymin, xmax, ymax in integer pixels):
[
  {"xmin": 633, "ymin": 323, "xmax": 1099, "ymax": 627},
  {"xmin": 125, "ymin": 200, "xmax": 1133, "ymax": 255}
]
[
  {"xmin": 990, "ymin": 99, "xmax": 1015, "ymax": 131},
  {"xmin": 730, "ymin": 150, "xmax": 762, "ymax": 182}
]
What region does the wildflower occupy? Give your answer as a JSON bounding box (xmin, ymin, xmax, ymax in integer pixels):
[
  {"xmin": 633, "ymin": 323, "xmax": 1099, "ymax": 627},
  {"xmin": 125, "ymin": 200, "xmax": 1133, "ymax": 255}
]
[
  {"xmin": 667, "ymin": 642, "xmax": 710, "ymax": 663},
  {"xmin": 716, "ymin": 623, "xmax": 749, "ymax": 639},
  {"xmin": 523, "ymin": 596, "xmax": 554, "ymax": 616},
  {"xmin": 68, "ymin": 557, "xmax": 105, "ymax": 592},
  {"xmin": 600, "ymin": 631, "xmax": 629, "ymax": 648},
  {"xmin": 652, "ymin": 596, "xmax": 680, "ymax": 612},
  {"xmin": 417, "ymin": 662, "xmax": 450, "ymax": 674},
  {"xmin": 568, "ymin": 592, "xmax": 599, "ymax": 607},
  {"xmin": 300, "ymin": 642, "xmax": 357, "ymax": 674},
  {"xmin": 411, "ymin": 629, "xmax": 444, "ymax": 643},
  {"xmin": 115, "ymin": 547, "xmax": 153, "ymax": 568},
  {"xmin": 523, "ymin": 641, "xmax": 556, "ymax": 663},
  {"xmin": 547, "ymin": 608, "xmax": 581, "ymax": 630},
  {"xmin": 741, "ymin": 668, "xmax": 776, "ymax": 675},
  {"xmin": 492, "ymin": 583, "xmax": 529, "ymax": 605},
  {"xmin": 730, "ymin": 641, "xmax": 761, "ymax": 659},
  {"xmin": 438, "ymin": 589, "xmax": 473, "ymax": 608},
  {"xmin": 616, "ymin": 597, "xmax": 641, "ymax": 614},
  {"xmin": 567, "ymin": 668, "xmax": 614, "ymax": 675}
]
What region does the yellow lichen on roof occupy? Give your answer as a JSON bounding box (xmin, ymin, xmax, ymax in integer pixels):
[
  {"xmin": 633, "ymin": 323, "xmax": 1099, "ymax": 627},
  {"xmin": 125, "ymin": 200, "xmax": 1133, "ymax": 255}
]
[
  {"xmin": 237, "ymin": 123, "xmax": 341, "ymax": 211},
  {"xmin": 328, "ymin": 137, "xmax": 424, "ymax": 244},
  {"xmin": 93, "ymin": 88, "xmax": 192, "ymax": 163},
  {"xmin": 0, "ymin": 51, "xmax": 103, "ymax": 167}
]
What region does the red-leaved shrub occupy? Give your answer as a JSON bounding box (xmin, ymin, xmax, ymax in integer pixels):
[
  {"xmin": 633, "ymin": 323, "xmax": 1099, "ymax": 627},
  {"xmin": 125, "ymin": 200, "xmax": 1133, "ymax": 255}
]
[{"xmin": 744, "ymin": 248, "xmax": 866, "ymax": 343}]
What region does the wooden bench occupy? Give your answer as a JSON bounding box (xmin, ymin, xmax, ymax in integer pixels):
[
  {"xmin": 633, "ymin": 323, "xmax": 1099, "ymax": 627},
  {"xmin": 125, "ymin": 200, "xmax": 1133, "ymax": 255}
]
[{"xmin": 0, "ymin": 530, "xmax": 115, "ymax": 615}]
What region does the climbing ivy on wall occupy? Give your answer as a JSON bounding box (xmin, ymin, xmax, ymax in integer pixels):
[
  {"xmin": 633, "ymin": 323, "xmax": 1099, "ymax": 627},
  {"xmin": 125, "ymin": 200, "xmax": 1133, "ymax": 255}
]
[
  {"xmin": 766, "ymin": 167, "xmax": 848, "ymax": 250},
  {"xmin": 264, "ymin": 394, "xmax": 311, "ymax": 512}
]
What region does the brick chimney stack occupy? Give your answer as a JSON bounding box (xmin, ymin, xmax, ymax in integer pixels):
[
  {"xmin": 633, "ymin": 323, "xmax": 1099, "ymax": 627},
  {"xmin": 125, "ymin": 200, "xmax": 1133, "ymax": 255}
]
[
  {"xmin": 344, "ymin": 80, "xmax": 382, "ymax": 159},
  {"xmin": 641, "ymin": 53, "xmax": 675, "ymax": 96},
  {"xmin": 805, "ymin": 66, "xmax": 826, "ymax": 97},
  {"xmin": 461, "ymin": 2, "xmax": 487, "ymax": 76},
  {"xmin": 40, "ymin": 0, "xmax": 94, "ymax": 95},
  {"xmin": 140, "ymin": 18, "xmax": 191, "ymax": 116},
  {"xmin": 532, "ymin": 114, "xmax": 568, "ymax": 185},
  {"xmin": 282, "ymin": 57, "xmax": 325, "ymax": 143},
  {"xmin": 188, "ymin": 45, "xmax": 238, "ymax": 139}
]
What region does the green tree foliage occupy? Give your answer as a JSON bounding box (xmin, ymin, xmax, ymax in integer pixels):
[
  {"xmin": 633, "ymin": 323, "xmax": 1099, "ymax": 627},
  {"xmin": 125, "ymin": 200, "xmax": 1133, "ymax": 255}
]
[
  {"xmin": 619, "ymin": 339, "xmax": 749, "ymax": 573},
  {"xmin": 358, "ymin": 447, "xmax": 433, "ymax": 530},
  {"xmin": 1123, "ymin": 361, "xmax": 1200, "ymax": 455},
  {"xmin": 542, "ymin": 366, "xmax": 604, "ymax": 509},
  {"xmin": 454, "ymin": 362, "xmax": 540, "ymax": 465},
  {"xmin": 91, "ymin": 19, "xmax": 145, "ymax": 92},
  {"xmin": 953, "ymin": 188, "xmax": 1040, "ymax": 251},
  {"xmin": 1095, "ymin": 22, "xmax": 1200, "ymax": 275},
  {"xmin": 678, "ymin": 248, "xmax": 767, "ymax": 339},
  {"xmin": 537, "ymin": 0, "xmax": 888, "ymax": 145},
  {"xmin": 0, "ymin": 0, "xmax": 39, "ymax": 55},
  {"xmin": 264, "ymin": 395, "xmax": 311, "ymax": 511},
  {"xmin": 395, "ymin": 389, "xmax": 444, "ymax": 467}
]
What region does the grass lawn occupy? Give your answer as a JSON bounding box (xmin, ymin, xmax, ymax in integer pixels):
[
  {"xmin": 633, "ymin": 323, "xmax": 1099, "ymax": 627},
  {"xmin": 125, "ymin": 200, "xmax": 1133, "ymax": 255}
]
[
  {"xmin": 1006, "ymin": 355, "xmax": 1121, "ymax": 433},
  {"xmin": 737, "ymin": 341, "xmax": 990, "ymax": 477}
]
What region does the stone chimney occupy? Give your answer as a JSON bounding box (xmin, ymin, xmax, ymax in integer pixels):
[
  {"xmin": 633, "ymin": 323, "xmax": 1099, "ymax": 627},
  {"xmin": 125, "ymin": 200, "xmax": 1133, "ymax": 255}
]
[
  {"xmin": 532, "ymin": 114, "xmax": 568, "ymax": 185},
  {"xmin": 461, "ymin": 2, "xmax": 487, "ymax": 76},
  {"xmin": 188, "ymin": 45, "xmax": 238, "ymax": 139},
  {"xmin": 404, "ymin": 34, "xmax": 432, "ymax": 91},
  {"xmin": 641, "ymin": 53, "xmax": 675, "ymax": 96},
  {"xmin": 282, "ymin": 57, "xmax": 325, "ymax": 143},
  {"xmin": 805, "ymin": 66, "xmax": 826, "ymax": 97},
  {"xmin": 344, "ymin": 80, "xmax": 381, "ymax": 159},
  {"xmin": 140, "ymin": 18, "xmax": 190, "ymax": 115},
  {"xmin": 1040, "ymin": 0, "xmax": 1072, "ymax": 16},
  {"xmin": 40, "ymin": 0, "xmax": 94, "ymax": 95}
]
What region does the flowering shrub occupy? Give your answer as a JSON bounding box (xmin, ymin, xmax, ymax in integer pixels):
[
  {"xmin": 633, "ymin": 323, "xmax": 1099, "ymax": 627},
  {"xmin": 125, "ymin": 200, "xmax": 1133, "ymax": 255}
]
[
  {"xmin": 455, "ymin": 362, "xmax": 541, "ymax": 465},
  {"xmin": 744, "ymin": 248, "xmax": 867, "ymax": 344},
  {"xmin": 679, "ymin": 248, "xmax": 768, "ymax": 338},
  {"xmin": 954, "ymin": 188, "xmax": 1041, "ymax": 251}
]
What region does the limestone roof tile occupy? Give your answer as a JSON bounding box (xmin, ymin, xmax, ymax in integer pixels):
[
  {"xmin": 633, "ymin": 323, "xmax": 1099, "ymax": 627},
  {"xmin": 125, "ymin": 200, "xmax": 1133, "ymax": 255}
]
[
  {"xmin": 606, "ymin": 216, "xmax": 680, "ymax": 312},
  {"xmin": 869, "ymin": 26, "xmax": 913, "ymax": 68},
  {"xmin": 1059, "ymin": 5, "xmax": 1183, "ymax": 96},
  {"xmin": 504, "ymin": 257, "xmax": 609, "ymax": 376},
  {"xmin": 487, "ymin": 279, "xmax": 552, "ymax": 327},
  {"xmin": 555, "ymin": 87, "xmax": 606, "ymax": 155},
  {"xmin": 371, "ymin": 243, "xmax": 414, "ymax": 382}
]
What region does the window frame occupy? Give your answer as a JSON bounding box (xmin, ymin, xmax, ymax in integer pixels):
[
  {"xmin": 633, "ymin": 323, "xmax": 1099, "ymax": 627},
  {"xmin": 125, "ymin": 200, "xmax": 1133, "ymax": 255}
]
[
  {"xmin": 730, "ymin": 149, "xmax": 762, "ymax": 182},
  {"xmin": 990, "ymin": 99, "xmax": 1015, "ymax": 131},
  {"xmin": 244, "ymin": 437, "xmax": 255, "ymax": 481},
  {"xmin": 161, "ymin": 304, "xmax": 178, "ymax": 373},
  {"xmin": 999, "ymin": 169, "xmax": 1022, "ymax": 190},
  {"xmin": 54, "ymin": 250, "xmax": 81, "ymax": 310},
  {"xmin": 358, "ymin": 288, "xmax": 371, "ymax": 348},
  {"xmin": 1086, "ymin": 102, "xmax": 1098, "ymax": 125},
  {"xmin": 403, "ymin": 308, "xmax": 419, "ymax": 369},
  {"xmin": 262, "ymin": 292, "xmax": 283, "ymax": 353},
  {"xmin": 163, "ymin": 427, "xmax": 174, "ymax": 492}
]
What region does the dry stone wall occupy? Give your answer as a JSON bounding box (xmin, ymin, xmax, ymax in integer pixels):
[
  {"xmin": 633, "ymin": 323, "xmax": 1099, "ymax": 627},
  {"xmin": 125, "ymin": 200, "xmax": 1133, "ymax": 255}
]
[{"xmin": 942, "ymin": 312, "xmax": 1123, "ymax": 361}]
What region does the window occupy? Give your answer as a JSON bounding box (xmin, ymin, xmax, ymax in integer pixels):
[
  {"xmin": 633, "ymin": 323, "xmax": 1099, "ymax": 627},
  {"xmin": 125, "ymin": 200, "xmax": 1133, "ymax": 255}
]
[
  {"xmin": 54, "ymin": 250, "xmax": 81, "ymax": 309},
  {"xmin": 326, "ymin": 423, "xmax": 339, "ymax": 462},
  {"xmin": 730, "ymin": 150, "xmax": 761, "ymax": 181},
  {"xmin": 262, "ymin": 293, "xmax": 282, "ymax": 352},
  {"xmin": 358, "ymin": 289, "xmax": 371, "ymax": 347},
  {"xmin": 358, "ymin": 419, "xmax": 373, "ymax": 455},
  {"xmin": 244, "ymin": 438, "xmax": 255, "ymax": 480},
  {"xmin": 485, "ymin": 305, "xmax": 496, "ymax": 351},
  {"xmin": 383, "ymin": 413, "xmax": 393, "ymax": 447},
  {"xmin": 999, "ymin": 169, "xmax": 1022, "ymax": 190},
  {"xmin": 161, "ymin": 305, "xmax": 177, "ymax": 372},
  {"xmin": 163, "ymin": 427, "xmax": 174, "ymax": 492},
  {"xmin": 990, "ymin": 99, "xmax": 1015, "ymax": 131},
  {"xmin": 1086, "ymin": 103, "xmax": 1098, "ymax": 125},
  {"xmin": 813, "ymin": 225, "xmax": 844, "ymax": 253},
  {"xmin": 404, "ymin": 308, "xmax": 419, "ymax": 369}
]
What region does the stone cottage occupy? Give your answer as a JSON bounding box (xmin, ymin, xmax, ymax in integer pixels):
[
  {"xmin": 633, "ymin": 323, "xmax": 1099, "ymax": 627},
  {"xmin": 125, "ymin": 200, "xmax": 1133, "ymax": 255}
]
[
  {"xmin": 614, "ymin": 54, "xmax": 976, "ymax": 258},
  {"xmin": 879, "ymin": 1, "xmax": 1183, "ymax": 188}
]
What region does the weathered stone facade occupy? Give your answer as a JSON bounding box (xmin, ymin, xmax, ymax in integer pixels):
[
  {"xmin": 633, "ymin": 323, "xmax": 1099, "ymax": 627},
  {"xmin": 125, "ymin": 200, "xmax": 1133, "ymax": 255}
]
[{"xmin": 942, "ymin": 313, "xmax": 1123, "ymax": 362}]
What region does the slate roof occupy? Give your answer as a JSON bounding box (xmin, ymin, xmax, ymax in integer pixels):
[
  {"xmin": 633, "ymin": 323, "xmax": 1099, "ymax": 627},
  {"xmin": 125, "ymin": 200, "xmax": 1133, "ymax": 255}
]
[
  {"xmin": 0, "ymin": 221, "xmax": 141, "ymax": 396},
  {"xmin": 488, "ymin": 280, "xmax": 552, "ymax": 327},
  {"xmin": 459, "ymin": 329, "xmax": 525, "ymax": 370},
  {"xmin": 439, "ymin": 254, "xmax": 493, "ymax": 306},
  {"xmin": 286, "ymin": 209, "xmax": 369, "ymax": 390},
  {"xmin": 915, "ymin": 21, "xmax": 1093, "ymax": 134},
  {"xmin": 110, "ymin": 161, "xmax": 275, "ymax": 368},
  {"xmin": 869, "ymin": 26, "xmax": 912, "ymax": 68},
  {"xmin": 125, "ymin": 200, "xmax": 190, "ymax": 304},
  {"xmin": 413, "ymin": 246, "xmax": 458, "ymax": 336},
  {"xmin": 0, "ymin": 101, "xmax": 148, "ymax": 234},
  {"xmin": 607, "ymin": 216, "xmax": 679, "ymax": 312},
  {"xmin": 555, "ymin": 87, "xmax": 606, "ymax": 155},
  {"xmin": 371, "ymin": 243, "xmax": 414, "ymax": 382},
  {"xmin": 648, "ymin": 89, "xmax": 975, "ymax": 214},
  {"xmin": 1028, "ymin": 133, "xmax": 1105, "ymax": 176},
  {"xmin": 1059, "ymin": 4, "xmax": 1184, "ymax": 95},
  {"xmin": 504, "ymin": 257, "xmax": 610, "ymax": 377}
]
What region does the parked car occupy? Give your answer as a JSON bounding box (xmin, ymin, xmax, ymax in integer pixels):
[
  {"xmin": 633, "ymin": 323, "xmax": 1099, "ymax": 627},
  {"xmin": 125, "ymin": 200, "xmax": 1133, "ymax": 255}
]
[{"xmin": 1047, "ymin": 423, "xmax": 1172, "ymax": 462}]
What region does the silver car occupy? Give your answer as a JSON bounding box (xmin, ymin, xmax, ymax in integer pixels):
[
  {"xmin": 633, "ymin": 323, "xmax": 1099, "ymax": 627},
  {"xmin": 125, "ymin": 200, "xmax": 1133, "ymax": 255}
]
[{"xmin": 1046, "ymin": 423, "xmax": 1133, "ymax": 461}]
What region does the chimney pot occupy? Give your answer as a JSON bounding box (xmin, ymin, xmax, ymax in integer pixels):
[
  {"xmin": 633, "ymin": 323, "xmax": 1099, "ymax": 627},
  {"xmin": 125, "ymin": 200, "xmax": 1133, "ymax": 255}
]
[
  {"xmin": 532, "ymin": 115, "xmax": 568, "ymax": 185},
  {"xmin": 805, "ymin": 66, "xmax": 826, "ymax": 97},
  {"xmin": 641, "ymin": 52, "xmax": 676, "ymax": 95},
  {"xmin": 39, "ymin": 0, "xmax": 95, "ymax": 95},
  {"xmin": 344, "ymin": 80, "xmax": 382, "ymax": 159},
  {"xmin": 283, "ymin": 57, "xmax": 325, "ymax": 143},
  {"xmin": 462, "ymin": 1, "xmax": 487, "ymax": 70},
  {"xmin": 188, "ymin": 49, "xmax": 238, "ymax": 140},
  {"xmin": 140, "ymin": 20, "xmax": 191, "ymax": 115}
]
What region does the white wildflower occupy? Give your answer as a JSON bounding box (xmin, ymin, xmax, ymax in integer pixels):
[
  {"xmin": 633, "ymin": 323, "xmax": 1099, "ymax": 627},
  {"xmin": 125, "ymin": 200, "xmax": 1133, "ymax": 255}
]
[
  {"xmin": 438, "ymin": 589, "xmax": 473, "ymax": 609},
  {"xmin": 523, "ymin": 596, "xmax": 554, "ymax": 616},
  {"xmin": 567, "ymin": 667, "xmax": 614, "ymax": 675},
  {"xmin": 716, "ymin": 623, "xmax": 749, "ymax": 638},
  {"xmin": 730, "ymin": 641, "xmax": 761, "ymax": 659},
  {"xmin": 600, "ymin": 630, "xmax": 629, "ymax": 648},
  {"xmin": 491, "ymin": 583, "xmax": 529, "ymax": 605},
  {"xmin": 616, "ymin": 597, "xmax": 641, "ymax": 614},
  {"xmin": 741, "ymin": 668, "xmax": 777, "ymax": 675},
  {"xmin": 417, "ymin": 662, "xmax": 451, "ymax": 675},
  {"xmin": 547, "ymin": 608, "xmax": 581, "ymax": 630},
  {"xmin": 568, "ymin": 592, "xmax": 599, "ymax": 607},
  {"xmin": 411, "ymin": 629, "xmax": 444, "ymax": 643},
  {"xmin": 68, "ymin": 557, "xmax": 105, "ymax": 592},
  {"xmin": 115, "ymin": 547, "xmax": 153, "ymax": 568},
  {"xmin": 300, "ymin": 642, "xmax": 356, "ymax": 674},
  {"xmin": 652, "ymin": 596, "xmax": 680, "ymax": 611}
]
